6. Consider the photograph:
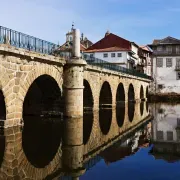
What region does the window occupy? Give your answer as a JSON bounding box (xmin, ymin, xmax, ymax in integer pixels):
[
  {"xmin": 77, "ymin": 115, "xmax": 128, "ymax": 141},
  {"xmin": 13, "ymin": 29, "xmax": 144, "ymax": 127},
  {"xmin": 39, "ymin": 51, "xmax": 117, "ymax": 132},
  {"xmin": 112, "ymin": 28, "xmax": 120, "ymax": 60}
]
[
  {"xmin": 158, "ymin": 84, "xmax": 163, "ymax": 90},
  {"xmin": 167, "ymin": 131, "xmax": 173, "ymax": 141},
  {"xmin": 84, "ymin": 54, "xmax": 87, "ymax": 59},
  {"xmin": 111, "ymin": 53, "xmax": 115, "ymax": 57},
  {"xmin": 157, "ymin": 58, "xmax": 163, "ymax": 67},
  {"xmin": 117, "ymin": 53, "xmax": 122, "ymax": 57},
  {"xmin": 177, "ymin": 72, "xmax": 180, "ymax": 80},
  {"xmin": 166, "ymin": 46, "xmax": 172, "ymax": 53},
  {"xmin": 176, "ymin": 46, "xmax": 180, "ymax": 54},
  {"xmin": 157, "ymin": 131, "xmax": 164, "ymax": 140},
  {"xmin": 103, "ymin": 53, "xmax": 108, "ymax": 58},
  {"xmin": 157, "ymin": 46, "xmax": 163, "ymax": 51},
  {"xmin": 166, "ymin": 58, "xmax": 172, "ymax": 67},
  {"xmin": 176, "ymin": 58, "xmax": 180, "ymax": 66},
  {"xmin": 90, "ymin": 54, "xmax": 94, "ymax": 58}
]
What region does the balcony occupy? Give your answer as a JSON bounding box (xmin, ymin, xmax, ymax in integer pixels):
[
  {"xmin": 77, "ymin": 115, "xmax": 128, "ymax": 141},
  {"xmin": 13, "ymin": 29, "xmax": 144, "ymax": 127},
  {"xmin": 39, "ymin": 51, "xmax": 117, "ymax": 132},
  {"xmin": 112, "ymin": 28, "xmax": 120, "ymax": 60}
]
[
  {"xmin": 153, "ymin": 51, "xmax": 172, "ymax": 56},
  {"xmin": 153, "ymin": 51, "xmax": 180, "ymax": 56}
]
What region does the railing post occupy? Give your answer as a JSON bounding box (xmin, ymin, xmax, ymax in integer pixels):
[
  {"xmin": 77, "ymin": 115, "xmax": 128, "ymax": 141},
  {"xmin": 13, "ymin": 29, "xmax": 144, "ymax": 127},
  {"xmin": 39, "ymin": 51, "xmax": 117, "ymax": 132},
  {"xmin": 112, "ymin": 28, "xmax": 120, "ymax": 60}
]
[{"xmin": 18, "ymin": 32, "xmax": 20, "ymax": 48}]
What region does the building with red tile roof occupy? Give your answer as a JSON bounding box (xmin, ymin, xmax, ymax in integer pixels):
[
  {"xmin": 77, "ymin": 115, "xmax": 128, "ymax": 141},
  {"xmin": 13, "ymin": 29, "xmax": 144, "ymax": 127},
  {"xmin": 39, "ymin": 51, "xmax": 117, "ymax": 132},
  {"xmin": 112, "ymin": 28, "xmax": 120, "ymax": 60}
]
[{"xmin": 84, "ymin": 31, "xmax": 145, "ymax": 71}]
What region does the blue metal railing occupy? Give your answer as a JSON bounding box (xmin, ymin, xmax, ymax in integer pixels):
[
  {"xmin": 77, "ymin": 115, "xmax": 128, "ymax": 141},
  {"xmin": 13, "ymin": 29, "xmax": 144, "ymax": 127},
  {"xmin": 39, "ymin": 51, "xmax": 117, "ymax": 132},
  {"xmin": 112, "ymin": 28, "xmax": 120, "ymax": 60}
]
[
  {"xmin": 0, "ymin": 26, "xmax": 58, "ymax": 55},
  {"xmin": 83, "ymin": 55, "xmax": 152, "ymax": 80}
]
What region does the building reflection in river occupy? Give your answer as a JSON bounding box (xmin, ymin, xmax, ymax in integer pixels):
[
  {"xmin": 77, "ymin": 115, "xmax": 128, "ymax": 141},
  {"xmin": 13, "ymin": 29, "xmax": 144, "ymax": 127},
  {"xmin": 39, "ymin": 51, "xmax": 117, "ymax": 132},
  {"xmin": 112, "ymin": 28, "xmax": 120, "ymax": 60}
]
[
  {"xmin": 150, "ymin": 104, "xmax": 180, "ymax": 162},
  {"xmin": 0, "ymin": 102, "xmax": 151, "ymax": 179}
]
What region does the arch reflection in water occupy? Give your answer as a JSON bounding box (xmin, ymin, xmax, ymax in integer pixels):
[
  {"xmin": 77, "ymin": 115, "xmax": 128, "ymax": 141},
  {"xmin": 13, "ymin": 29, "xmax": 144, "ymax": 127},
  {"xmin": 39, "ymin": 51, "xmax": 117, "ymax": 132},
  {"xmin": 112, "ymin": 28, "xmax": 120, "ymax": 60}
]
[
  {"xmin": 146, "ymin": 101, "xmax": 149, "ymax": 113},
  {"xmin": 0, "ymin": 131, "xmax": 5, "ymax": 168},
  {"xmin": 83, "ymin": 80, "xmax": 94, "ymax": 144},
  {"xmin": 140, "ymin": 101, "xmax": 144, "ymax": 116},
  {"xmin": 0, "ymin": 90, "xmax": 6, "ymax": 120},
  {"xmin": 22, "ymin": 117, "xmax": 62, "ymax": 168},
  {"xmin": 99, "ymin": 82, "xmax": 112, "ymax": 135}
]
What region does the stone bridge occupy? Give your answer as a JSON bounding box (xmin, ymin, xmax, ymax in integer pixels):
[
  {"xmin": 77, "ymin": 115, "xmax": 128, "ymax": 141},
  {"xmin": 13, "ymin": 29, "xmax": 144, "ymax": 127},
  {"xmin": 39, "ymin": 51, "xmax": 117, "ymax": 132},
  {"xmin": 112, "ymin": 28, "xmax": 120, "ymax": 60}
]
[{"xmin": 0, "ymin": 42, "xmax": 151, "ymax": 127}]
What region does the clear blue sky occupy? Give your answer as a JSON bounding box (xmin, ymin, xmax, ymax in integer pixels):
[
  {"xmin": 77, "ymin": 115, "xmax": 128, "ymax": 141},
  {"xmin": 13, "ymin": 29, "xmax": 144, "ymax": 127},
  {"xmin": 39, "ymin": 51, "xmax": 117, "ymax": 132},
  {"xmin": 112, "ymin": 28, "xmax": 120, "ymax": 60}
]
[{"xmin": 1, "ymin": 0, "xmax": 180, "ymax": 45}]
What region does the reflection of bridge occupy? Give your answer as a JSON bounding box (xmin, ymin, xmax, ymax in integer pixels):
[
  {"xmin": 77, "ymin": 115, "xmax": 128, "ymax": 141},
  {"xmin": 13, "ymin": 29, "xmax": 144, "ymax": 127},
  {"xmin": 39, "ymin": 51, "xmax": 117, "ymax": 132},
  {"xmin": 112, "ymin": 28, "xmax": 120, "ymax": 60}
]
[
  {"xmin": 0, "ymin": 27, "xmax": 151, "ymax": 127},
  {"xmin": 0, "ymin": 103, "xmax": 151, "ymax": 179}
]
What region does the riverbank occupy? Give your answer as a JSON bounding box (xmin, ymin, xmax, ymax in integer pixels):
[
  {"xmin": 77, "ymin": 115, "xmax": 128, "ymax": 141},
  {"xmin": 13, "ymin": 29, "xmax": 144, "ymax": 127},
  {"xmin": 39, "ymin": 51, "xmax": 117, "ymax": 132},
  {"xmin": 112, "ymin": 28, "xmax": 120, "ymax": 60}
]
[{"xmin": 149, "ymin": 93, "xmax": 180, "ymax": 103}]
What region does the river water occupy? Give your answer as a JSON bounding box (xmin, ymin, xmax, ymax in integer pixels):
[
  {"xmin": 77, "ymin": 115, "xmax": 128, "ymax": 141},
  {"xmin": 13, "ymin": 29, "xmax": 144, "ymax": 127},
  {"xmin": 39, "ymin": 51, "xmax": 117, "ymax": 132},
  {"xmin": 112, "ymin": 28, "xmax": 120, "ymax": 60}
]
[{"xmin": 0, "ymin": 103, "xmax": 180, "ymax": 180}]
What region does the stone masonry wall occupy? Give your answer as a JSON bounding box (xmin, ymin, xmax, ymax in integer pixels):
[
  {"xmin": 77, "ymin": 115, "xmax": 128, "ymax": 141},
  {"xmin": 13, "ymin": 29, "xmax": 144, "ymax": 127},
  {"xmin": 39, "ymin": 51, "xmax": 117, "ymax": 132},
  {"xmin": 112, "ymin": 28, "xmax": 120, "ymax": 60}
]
[{"xmin": 0, "ymin": 44, "xmax": 65, "ymax": 127}]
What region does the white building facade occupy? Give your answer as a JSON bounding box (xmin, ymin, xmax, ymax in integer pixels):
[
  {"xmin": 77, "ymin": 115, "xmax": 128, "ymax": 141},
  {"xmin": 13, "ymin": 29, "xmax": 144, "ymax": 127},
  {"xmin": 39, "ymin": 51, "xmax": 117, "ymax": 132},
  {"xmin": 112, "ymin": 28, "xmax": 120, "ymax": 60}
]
[
  {"xmin": 84, "ymin": 50, "xmax": 131, "ymax": 68},
  {"xmin": 150, "ymin": 36, "xmax": 180, "ymax": 94}
]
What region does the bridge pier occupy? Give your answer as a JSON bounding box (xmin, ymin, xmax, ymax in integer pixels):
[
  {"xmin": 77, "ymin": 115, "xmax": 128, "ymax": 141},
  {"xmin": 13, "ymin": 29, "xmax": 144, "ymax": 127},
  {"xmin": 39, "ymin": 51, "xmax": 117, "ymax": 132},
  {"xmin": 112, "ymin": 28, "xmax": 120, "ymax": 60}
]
[{"xmin": 63, "ymin": 29, "xmax": 86, "ymax": 118}]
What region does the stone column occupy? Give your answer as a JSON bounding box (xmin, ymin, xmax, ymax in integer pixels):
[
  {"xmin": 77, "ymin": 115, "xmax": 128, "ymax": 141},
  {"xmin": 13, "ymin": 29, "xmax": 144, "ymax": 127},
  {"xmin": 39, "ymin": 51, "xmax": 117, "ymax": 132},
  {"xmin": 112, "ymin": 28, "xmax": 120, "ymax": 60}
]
[{"xmin": 63, "ymin": 29, "xmax": 87, "ymax": 118}]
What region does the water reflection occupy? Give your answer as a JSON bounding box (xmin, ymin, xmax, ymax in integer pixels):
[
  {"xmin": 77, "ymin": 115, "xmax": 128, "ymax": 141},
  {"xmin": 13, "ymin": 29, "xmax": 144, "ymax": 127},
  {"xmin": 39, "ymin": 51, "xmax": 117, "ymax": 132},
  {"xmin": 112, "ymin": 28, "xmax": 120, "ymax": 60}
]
[
  {"xmin": 83, "ymin": 111, "xmax": 93, "ymax": 144},
  {"xmin": 99, "ymin": 108, "xmax": 112, "ymax": 135},
  {"xmin": 150, "ymin": 104, "xmax": 180, "ymax": 162},
  {"xmin": 140, "ymin": 101, "xmax": 144, "ymax": 116},
  {"xmin": 128, "ymin": 102, "xmax": 135, "ymax": 122},
  {"xmin": 22, "ymin": 116, "xmax": 62, "ymax": 168},
  {"xmin": 116, "ymin": 102, "xmax": 125, "ymax": 127},
  {"xmin": 0, "ymin": 102, "xmax": 151, "ymax": 179}
]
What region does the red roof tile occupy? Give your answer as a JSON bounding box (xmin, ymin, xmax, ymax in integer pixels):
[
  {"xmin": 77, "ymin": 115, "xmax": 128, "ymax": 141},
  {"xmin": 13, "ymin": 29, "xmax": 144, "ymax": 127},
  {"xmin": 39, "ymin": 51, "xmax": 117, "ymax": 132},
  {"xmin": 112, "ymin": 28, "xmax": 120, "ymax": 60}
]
[
  {"xmin": 84, "ymin": 46, "xmax": 130, "ymax": 53},
  {"xmin": 86, "ymin": 33, "xmax": 131, "ymax": 52}
]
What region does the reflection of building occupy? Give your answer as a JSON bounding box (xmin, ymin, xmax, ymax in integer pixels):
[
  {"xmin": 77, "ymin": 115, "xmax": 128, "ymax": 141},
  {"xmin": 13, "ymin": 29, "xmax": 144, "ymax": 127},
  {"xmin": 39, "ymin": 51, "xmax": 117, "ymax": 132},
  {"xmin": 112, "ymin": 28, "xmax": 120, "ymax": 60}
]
[
  {"xmin": 150, "ymin": 104, "xmax": 180, "ymax": 161},
  {"xmin": 149, "ymin": 37, "xmax": 180, "ymax": 94},
  {"xmin": 100, "ymin": 123, "xmax": 151, "ymax": 165},
  {"xmin": 55, "ymin": 25, "xmax": 93, "ymax": 59}
]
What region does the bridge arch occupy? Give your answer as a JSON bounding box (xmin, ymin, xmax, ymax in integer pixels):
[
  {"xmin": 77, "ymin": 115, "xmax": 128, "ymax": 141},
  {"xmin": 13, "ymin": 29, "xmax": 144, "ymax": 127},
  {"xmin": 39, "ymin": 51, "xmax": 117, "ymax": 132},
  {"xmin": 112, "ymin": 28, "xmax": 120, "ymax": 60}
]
[
  {"xmin": 116, "ymin": 83, "xmax": 125, "ymax": 103},
  {"xmin": 140, "ymin": 85, "xmax": 144, "ymax": 101},
  {"xmin": 116, "ymin": 83, "xmax": 125, "ymax": 127},
  {"xmin": 99, "ymin": 81, "xmax": 112, "ymax": 135},
  {"xmin": 15, "ymin": 65, "xmax": 63, "ymax": 125},
  {"xmin": 128, "ymin": 83, "xmax": 135, "ymax": 102},
  {"xmin": 83, "ymin": 79, "xmax": 94, "ymax": 109},
  {"xmin": 0, "ymin": 90, "xmax": 6, "ymax": 120},
  {"xmin": 23, "ymin": 74, "xmax": 63, "ymax": 117},
  {"xmin": 83, "ymin": 79, "xmax": 94, "ymax": 144},
  {"xmin": 146, "ymin": 86, "xmax": 149, "ymax": 99},
  {"xmin": 128, "ymin": 83, "xmax": 135, "ymax": 122},
  {"xmin": 99, "ymin": 81, "xmax": 112, "ymax": 107}
]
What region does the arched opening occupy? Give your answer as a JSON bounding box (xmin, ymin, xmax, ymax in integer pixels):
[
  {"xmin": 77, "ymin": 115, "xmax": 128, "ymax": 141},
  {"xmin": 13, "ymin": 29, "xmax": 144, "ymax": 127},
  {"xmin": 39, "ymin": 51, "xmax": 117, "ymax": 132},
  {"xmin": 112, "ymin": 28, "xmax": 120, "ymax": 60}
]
[
  {"xmin": 140, "ymin": 101, "xmax": 144, "ymax": 116},
  {"xmin": 99, "ymin": 82, "xmax": 112, "ymax": 135},
  {"xmin": 0, "ymin": 90, "xmax": 6, "ymax": 120},
  {"xmin": 23, "ymin": 75, "xmax": 63, "ymax": 117},
  {"xmin": 128, "ymin": 84, "xmax": 135, "ymax": 122},
  {"xmin": 140, "ymin": 85, "xmax": 144, "ymax": 101},
  {"xmin": 128, "ymin": 84, "xmax": 135, "ymax": 102},
  {"xmin": 146, "ymin": 86, "xmax": 149, "ymax": 99},
  {"xmin": 116, "ymin": 83, "xmax": 125, "ymax": 127},
  {"xmin": 83, "ymin": 80, "xmax": 94, "ymax": 144},
  {"xmin": 83, "ymin": 80, "xmax": 93, "ymax": 109},
  {"xmin": 22, "ymin": 75, "xmax": 63, "ymax": 168},
  {"xmin": 99, "ymin": 81, "xmax": 112, "ymax": 108}
]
